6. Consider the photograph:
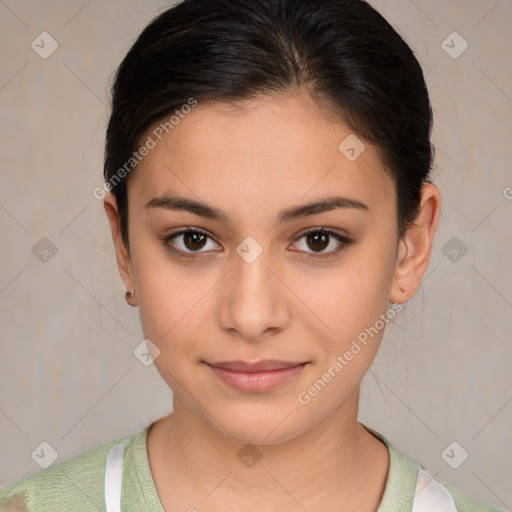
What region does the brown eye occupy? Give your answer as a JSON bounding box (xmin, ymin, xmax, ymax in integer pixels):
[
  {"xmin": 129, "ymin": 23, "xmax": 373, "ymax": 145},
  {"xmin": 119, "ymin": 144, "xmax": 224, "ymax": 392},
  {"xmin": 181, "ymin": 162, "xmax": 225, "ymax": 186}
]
[
  {"xmin": 291, "ymin": 228, "xmax": 352, "ymax": 259},
  {"xmin": 183, "ymin": 231, "xmax": 208, "ymax": 251},
  {"xmin": 306, "ymin": 231, "xmax": 330, "ymax": 252},
  {"xmin": 163, "ymin": 228, "xmax": 221, "ymax": 257}
]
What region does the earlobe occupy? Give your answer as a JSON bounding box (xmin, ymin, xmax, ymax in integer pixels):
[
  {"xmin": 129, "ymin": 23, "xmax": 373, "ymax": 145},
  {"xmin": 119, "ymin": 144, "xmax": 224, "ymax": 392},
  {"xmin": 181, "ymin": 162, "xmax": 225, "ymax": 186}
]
[
  {"xmin": 389, "ymin": 183, "xmax": 441, "ymax": 304},
  {"xmin": 103, "ymin": 193, "xmax": 136, "ymax": 298},
  {"xmin": 125, "ymin": 289, "xmax": 138, "ymax": 307}
]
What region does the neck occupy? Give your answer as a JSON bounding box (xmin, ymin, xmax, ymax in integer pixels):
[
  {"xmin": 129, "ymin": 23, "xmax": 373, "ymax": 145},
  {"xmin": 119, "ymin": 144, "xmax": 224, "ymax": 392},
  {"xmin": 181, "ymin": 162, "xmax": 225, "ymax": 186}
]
[{"xmin": 147, "ymin": 387, "xmax": 390, "ymax": 510}]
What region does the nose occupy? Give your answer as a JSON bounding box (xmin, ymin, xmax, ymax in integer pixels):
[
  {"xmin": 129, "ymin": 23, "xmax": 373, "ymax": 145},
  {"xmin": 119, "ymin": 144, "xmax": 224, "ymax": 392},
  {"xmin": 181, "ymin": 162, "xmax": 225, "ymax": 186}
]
[{"xmin": 218, "ymin": 246, "xmax": 291, "ymax": 343}]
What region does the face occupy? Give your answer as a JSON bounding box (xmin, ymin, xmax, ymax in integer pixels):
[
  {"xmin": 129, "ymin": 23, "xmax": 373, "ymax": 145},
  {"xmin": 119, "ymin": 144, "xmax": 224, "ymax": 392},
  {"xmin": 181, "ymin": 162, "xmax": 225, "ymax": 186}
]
[{"xmin": 107, "ymin": 93, "xmax": 422, "ymax": 445}]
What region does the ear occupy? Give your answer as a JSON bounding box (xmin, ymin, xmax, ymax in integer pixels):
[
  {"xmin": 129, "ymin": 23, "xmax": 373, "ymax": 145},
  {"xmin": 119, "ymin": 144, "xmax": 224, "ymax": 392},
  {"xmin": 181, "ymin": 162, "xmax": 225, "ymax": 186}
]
[
  {"xmin": 103, "ymin": 193, "xmax": 135, "ymax": 293},
  {"xmin": 389, "ymin": 182, "xmax": 441, "ymax": 304}
]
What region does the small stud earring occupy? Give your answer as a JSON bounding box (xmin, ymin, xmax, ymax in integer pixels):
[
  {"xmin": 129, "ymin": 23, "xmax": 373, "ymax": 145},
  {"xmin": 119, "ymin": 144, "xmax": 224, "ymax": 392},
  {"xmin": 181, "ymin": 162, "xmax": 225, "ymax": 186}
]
[{"xmin": 125, "ymin": 290, "xmax": 137, "ymax": 307}]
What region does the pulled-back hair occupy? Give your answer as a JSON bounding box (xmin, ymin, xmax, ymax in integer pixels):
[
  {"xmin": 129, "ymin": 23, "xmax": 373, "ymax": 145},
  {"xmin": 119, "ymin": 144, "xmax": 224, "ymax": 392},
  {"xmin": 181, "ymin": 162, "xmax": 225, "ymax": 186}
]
[{"xmin": 104, "ymin": 0, "xmax": 434, "ymax": 249}]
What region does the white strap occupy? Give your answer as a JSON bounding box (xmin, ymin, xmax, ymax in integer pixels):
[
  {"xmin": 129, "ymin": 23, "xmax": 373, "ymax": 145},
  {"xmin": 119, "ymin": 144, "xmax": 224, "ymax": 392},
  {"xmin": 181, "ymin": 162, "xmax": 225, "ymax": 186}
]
[
  {"xmin": 105, "ymin": 443, "xmax": 126, "ymax": 512},
  {"xmin": 411, "ymin": 468, "xmax": 458, "ymax": 512}
]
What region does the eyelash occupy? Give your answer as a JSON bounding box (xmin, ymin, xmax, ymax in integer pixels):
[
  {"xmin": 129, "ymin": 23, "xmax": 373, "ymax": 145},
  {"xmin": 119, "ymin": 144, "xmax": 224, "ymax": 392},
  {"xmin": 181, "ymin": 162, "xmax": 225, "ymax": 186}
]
[{"xmin": 161, "ymin": 227, "xmax": 353, "ymax": 260}]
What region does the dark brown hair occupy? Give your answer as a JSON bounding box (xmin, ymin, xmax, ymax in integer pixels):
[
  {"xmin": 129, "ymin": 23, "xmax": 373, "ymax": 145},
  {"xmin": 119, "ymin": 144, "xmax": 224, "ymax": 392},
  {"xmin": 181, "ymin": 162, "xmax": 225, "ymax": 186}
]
[{"xmin": 104, "ymin": 0, "xmax": 434, "ymax": 249}]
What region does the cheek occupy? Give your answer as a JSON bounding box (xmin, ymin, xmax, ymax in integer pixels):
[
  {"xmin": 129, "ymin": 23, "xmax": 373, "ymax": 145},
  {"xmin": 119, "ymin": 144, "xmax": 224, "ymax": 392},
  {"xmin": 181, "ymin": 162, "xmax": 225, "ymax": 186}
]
[
  {"xmin": 290, "ymin": 250, "xmax": 397, "ymax": 413},
  {"xmin": 131, "ymin": 241, "xmax": 204, "ymax": 348},
  {"xmin": 136, "ymin": 260, "xmax": 209, "ymax": 391},
  {"xmin": 297, "ymin": 242, "xmax": 397, "ymax": 350}
]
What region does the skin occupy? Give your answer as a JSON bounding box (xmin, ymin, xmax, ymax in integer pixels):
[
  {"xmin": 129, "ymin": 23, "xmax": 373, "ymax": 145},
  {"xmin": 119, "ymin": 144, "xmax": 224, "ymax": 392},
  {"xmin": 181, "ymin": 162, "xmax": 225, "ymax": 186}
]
[{"xmin": 104, "ymin": 91, "xmax": 441, "ymax": 511}]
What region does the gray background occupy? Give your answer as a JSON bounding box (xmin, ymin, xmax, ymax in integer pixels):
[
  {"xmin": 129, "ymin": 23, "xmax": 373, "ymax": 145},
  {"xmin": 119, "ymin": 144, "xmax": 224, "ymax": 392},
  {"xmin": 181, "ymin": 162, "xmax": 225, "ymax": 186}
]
[{"xmin": 0, "ymin": 0, "xmax": 511, "ymax": 510}]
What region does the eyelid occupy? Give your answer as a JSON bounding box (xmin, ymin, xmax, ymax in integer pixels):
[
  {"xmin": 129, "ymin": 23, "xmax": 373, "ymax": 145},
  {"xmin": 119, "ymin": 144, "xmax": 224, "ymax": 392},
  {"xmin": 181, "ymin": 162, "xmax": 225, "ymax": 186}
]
[
  {"xmin": 290, "ymin": 227, "xmax": 352, "ymax": 259},
  {"xmin": 162, "ymin": 227, "xmax": 222, "ymax": 257},
  {"xmin": 294, "ymin": 226, "xmax": 349, "ymax": 240}
]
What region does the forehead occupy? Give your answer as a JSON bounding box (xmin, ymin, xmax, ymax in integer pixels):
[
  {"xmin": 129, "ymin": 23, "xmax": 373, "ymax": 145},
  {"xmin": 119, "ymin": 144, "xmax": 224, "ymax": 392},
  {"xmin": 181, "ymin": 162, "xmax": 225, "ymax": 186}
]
[{"xmin": 128, "ymin": 93, "xmax": 395, "ymax": 218}]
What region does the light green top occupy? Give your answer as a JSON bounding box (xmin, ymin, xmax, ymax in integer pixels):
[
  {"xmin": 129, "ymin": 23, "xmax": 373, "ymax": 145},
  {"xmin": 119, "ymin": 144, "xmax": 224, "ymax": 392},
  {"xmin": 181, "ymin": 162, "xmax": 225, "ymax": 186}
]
[{"xmin": 0, "ymin": 422, "xmax": 504, "ymax": 511}]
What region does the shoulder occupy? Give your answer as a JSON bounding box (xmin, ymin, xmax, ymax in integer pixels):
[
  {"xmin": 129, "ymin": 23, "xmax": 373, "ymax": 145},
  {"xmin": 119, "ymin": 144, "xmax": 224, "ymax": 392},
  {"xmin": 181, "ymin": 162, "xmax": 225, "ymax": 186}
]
[
  {"xmin": 0, "ymin": 428, "xmax": 144, "ymax": 512},
  {"xmin": 442, "ymin": 481, "xmax": 507, "ymax": 512},
  {"xmin": 409, "ymin": 451, "xmax": 505, "ymax": 511},
  {"xmin": 360, "ymin": 423, "xmax": 507, "ymax": 512},
  {"xmin": 408, "ymin": 456, "xmax": 506, "ymax": 512}
]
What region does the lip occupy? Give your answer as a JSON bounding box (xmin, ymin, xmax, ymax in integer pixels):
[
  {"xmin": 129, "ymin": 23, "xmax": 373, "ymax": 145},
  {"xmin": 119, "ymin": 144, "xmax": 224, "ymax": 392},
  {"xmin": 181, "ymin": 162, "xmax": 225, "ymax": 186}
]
[
  {"xmin": 206, "ymin": 360, "xmax": 307, "ymax": 392},
  {"xmin": 208, "ymin": 359, "xmax": 306, "ymax": 372}
]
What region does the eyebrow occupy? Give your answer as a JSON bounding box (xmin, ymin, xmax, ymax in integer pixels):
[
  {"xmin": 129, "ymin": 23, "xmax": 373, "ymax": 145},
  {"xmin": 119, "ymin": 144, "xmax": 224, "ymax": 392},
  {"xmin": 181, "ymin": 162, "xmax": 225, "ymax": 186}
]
[{"xmin": 145, "ymin": 195, "xmax": 369, "ymax": 226}]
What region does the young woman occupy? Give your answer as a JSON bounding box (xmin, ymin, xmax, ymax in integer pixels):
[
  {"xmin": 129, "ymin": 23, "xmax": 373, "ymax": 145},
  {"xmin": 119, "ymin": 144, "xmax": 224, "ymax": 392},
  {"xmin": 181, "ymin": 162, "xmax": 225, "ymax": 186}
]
[{"xmin": 0, "ymin": 0, "xmax": 504, "ymax": 510}]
